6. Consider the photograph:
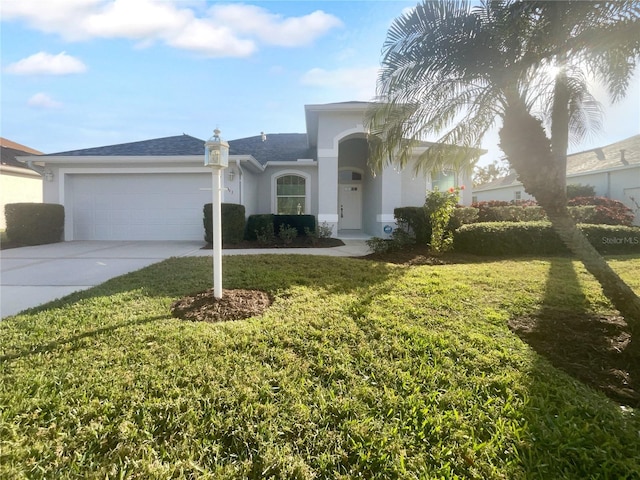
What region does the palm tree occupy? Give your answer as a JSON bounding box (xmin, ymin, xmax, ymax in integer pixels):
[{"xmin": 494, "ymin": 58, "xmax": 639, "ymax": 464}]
[{"xmin": 367, "ymin": 0, "xmax": 640, "ymax": 340}]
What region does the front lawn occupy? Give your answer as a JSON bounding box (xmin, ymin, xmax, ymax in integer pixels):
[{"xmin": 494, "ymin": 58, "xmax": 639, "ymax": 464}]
[{"xmin": 1, "ymin": 254, "xmax": 639, "ymax": 479}]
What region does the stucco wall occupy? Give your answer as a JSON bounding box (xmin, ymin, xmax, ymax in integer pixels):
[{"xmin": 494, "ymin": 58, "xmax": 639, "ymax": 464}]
[
  {"xmin": 317, "ymin": 111, "xmax": 366, "ymax": 151},
  {"xmin": 0, "ymin": 169, "xmax": 43, "ymax": 229},
  {"xmin": 235, "ymin": 166, "xmax": 259, "ymax": 217}
]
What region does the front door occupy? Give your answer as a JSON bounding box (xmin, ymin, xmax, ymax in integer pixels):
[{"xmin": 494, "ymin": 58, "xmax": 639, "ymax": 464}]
[{"xmin": 338, "ymin": 184, "xmax": 362, "ymax": 230}]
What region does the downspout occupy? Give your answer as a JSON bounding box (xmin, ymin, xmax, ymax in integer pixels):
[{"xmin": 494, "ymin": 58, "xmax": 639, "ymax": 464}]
[
  {"xmin": 26, "ymin": 158, "xmax": 46, "ymax": 176},
  {"xmin": 236, "ymin": 161, "xmax": 244, "ymax": 206}
]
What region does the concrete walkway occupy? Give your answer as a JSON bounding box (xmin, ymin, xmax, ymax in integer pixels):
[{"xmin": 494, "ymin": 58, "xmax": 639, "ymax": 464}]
[{"xmin": 0, "ymin": 240, "xmax": 370, "ymax": 318}]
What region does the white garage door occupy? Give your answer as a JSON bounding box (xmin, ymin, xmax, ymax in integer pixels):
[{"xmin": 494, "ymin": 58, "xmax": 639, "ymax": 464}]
[{"xmin": 69, "ymin": 173, "xmax": 212, "ymax": 241}]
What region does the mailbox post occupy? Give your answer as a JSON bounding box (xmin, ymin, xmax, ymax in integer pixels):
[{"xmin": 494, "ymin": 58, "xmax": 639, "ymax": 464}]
[{"xmin": 204, "ymin": 128, "xmax": 229, "ymax": 299}]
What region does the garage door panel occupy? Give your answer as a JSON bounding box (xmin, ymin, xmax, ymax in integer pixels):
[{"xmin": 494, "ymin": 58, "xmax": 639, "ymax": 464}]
[{"xmin": 70, "ymin": 173, "xmax": 211, "ymax": 241}]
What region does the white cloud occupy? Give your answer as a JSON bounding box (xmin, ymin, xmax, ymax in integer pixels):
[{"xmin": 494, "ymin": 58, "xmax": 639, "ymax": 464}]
[
  {"xmin": 2, "ymin": 0, "xmax": 342, "ymax": 57},
  {"xmin": 5, "ymin": 51, "xmax": 87, "ymax": 75},
  {"xmin": 27, "ymin": 93, "xmax": 63, "ymax": 109},
  {"xmin": 208, "ymin": 5, "xmax": 343, "ymax": 47},
  {"xmin": 167, "ymin": 19, "xmax": 256, "ymax": 58},
  {"xmin": 2, "ymin": 0, "xmax": 101, "ymax": 40},
  {"xmin": 301, "ymin": 66, "xmax": 380, "ymax": 100}
]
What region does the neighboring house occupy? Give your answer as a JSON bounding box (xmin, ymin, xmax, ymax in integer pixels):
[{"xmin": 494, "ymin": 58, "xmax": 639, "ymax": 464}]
[
  {"xmin": 19, "ymin": 101, "xmax": 476, "ymax": 242},
  {"xmin": 473, "ymin": 134, "xmax": 640, "ymax": 225},
  {"xmin": 0, "ymin": 138, "xmax": 43, "ymax": 230}
]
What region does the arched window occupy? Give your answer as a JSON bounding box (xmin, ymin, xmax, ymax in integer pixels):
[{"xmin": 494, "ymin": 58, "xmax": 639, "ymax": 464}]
[{"xmin": 276, "ymin": 174, "xmax": 306, "ymax": 214}]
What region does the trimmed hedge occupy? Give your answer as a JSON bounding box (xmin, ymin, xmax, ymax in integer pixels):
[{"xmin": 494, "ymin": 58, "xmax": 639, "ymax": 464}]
[
  {"xmin": 567, "ymin": 197, "xmax": 635, "ymax": 226},
  {"xmin": 471, "ymin": 198, "xmax": 634, "ymax": 226},
  {"xmin": 5, "ymin": 203, "xmax": 64, "ymax": 246},
  {"xmin": 454, "ymin": 221, "xmax": 640, "ymax": 256},
  {"xmin": 274, "ymin": 215, "xmax": 316, "ymax": 237},
  {"xmin": 245, "ymin": 214, "xmax": 317, "ymax": 240},
  {"xmin": 204, "ymin": 203, "xmax": 246, "ymax": 245}
]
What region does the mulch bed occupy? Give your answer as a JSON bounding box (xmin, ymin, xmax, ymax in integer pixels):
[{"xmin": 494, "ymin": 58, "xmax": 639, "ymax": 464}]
[
  {"xmin": 204, "ymin": 237, "xmax": 344, "ymax": 249},
  {"xmin": 171, "ymin": 289, "xmax": 272, "ymax": 323}
]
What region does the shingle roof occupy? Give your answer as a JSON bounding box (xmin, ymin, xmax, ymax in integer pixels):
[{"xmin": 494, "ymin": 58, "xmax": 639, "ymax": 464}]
[
  {"xmin": 474, "ymin": 134, "xmax": 640, "ymax": 191},
  {"xmin": 229, "ymin": 133, "xmax": 314, "ymax": 165},
  {"xmin": 0, "ymin": 138, "xmax": 42, "ymax": 155},
  {"xmin": 1, "ymin": 138, "xmax": 43, "ymax": 169},
  {"xmin": 566, "ymin": 134, "xmax": 639, "ymax": 174},
  {"xmin": 48, "ymin": 134, "xmax": 206, "ymax": 156},
  {"xmin": 44, "ymin": 132, "xmax": 314, "ymax": 165}
]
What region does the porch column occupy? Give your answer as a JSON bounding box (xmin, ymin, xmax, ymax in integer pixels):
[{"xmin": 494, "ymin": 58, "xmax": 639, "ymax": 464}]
[
  {"xmin": 317, "ymin": 154, "xmax": 339, "ymax": 236},
  {"xmin": 377, "ymin": 165, "xmax": 403, "ymax": 238}
]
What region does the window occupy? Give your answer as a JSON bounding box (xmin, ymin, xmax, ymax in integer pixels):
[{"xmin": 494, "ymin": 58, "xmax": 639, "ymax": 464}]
[
  {"xmin": 276, "ymin": 175, "xmax": 306, "ymax": 214},
  {"xmin": 514, "ymin": 191, "xmax": 522, "ymax": 203},
  {"xmin": 431, "ymin": 170, "xmax": 456, "ymax": 191},
  {"xmin": 338, "ymin": 170, "xmax": 363, "ymax": 183}
]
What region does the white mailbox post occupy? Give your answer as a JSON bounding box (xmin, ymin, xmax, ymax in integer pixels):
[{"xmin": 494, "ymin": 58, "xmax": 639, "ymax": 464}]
[{"xmin": 204, "ymin": 128, "xmax": 229, "ymax": 299}]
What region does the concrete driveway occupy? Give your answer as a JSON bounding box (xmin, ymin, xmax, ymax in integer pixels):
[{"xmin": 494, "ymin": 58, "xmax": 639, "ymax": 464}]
[
  {"xmin": 0, "ymin": 241, "xmax": 206, "ymax": 318},
  {"xmin": 1, "ymin": 240, "xmax": 370, "ymax": 318}
]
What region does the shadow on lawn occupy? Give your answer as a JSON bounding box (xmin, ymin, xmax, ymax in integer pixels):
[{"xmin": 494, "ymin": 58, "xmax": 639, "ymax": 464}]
[
  {"xmin": 509, "ymin": 256, "xmax": 639, "ymax": 407},
  {"xmin": 17, "ymin": 254, "xmax": 402, "ymax": 319},
  {"xmin": 0, "ymin": 315, "xmax": 167, "ymax": 362},
  {"xmin": 506, "ymin": 257, "xmax": 640, "ymax": 477}
]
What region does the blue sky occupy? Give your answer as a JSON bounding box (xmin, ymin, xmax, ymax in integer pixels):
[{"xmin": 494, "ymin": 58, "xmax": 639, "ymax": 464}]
[{"xmin": 2, "ymin": 0, "xmax": 639, "ymax": 166}]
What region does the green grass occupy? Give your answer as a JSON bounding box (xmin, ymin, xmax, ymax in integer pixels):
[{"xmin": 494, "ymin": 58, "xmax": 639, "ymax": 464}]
[{"xmin": 1, "ymin": 254, "xmax": 640, "ymax": 479}]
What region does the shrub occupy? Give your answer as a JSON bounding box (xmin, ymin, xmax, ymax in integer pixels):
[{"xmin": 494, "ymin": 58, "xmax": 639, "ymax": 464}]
[
  {"xmin": 316, "ymin": 221, "xmax": 333, "ymax": 239},
  {"xmin": 454, "ymin": 221, "xmax": 640, "ymax": 255},
  {"xmin": 580, "ymin": 224, "xmax": 640, "ymax": 254},
  {"xmin": 274, "ymin": 215, "xmax": 316, "ymax": 237},
  {"xmin": 5, "ymin": 203, "xmax": 64, "ymax": 245},
  {"xmin": 568, "ymin": 197, "xmax": 634, "ymax": 226},
  {"xmin": 304, "ymin": 221, "xmax": 334, "ymax": 246},
  {"xmin": 567, "ymin": 183, "xmax": 596, "ymax": 199},
  {"xmin": 255, "ymin": 223, "xmax": 275, "ymax": 245},
  {"xmin": 204, "ymin": 203, "xmax": 246, "ymax": 245},
  {"xmin": 245, "ymin": 214, "xmax": 275, "ymax": 241},
  {"xmin": 425, "ymin": 188, "xmax": 460, "ymax": 253},
  {"xmin": 472, "ymin": 200, "xmax": 511, "ymax": 222},
  {"xmin": 450, "ymin": 207, "xmax": 478, "ymax": 229},
  {"xmin": 366, "ymin": 236, "xmax": 393, "ymax": 254},
  {"xmin": 278, "ymin": 224, "xmax": 298, "ymax": 245},
  {"xmin": 391, "ymin": 226, "xmax": 416, "ymax": 248},
  {"xmin": 394, "ymin": 207, "xmax": 430, "ymax": 244},
  {"xmin": 522, "ymin": 206, "xmax": 547, "ymax": 222}
]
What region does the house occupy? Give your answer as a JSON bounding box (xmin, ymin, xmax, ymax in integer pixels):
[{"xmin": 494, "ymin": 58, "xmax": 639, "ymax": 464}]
[
  {"xmin": 19, "ymin": 102, "xmax": 475, "ymax": 242},
  {"xmin": 472, "ymin": 134, "xmax": 640, "ymax": 225},
  {"xmin": 1, "ymin": 138, "xmax": 43, "ymax": 230}
]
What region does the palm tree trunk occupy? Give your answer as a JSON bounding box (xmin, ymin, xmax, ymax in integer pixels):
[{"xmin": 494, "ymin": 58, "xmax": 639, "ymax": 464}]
[
  {"xmin": 499, "ymin": 101, "xmax": 640, "ymax": 345},
  {"xmin": 545, "ymin": 208, "xmax": 640, "ymax": 336}
]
